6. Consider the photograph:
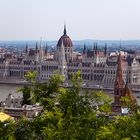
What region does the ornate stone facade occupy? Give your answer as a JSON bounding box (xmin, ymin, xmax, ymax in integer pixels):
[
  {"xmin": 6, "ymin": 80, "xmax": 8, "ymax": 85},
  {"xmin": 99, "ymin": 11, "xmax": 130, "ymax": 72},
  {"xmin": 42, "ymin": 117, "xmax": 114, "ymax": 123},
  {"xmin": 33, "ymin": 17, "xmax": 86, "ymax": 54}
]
[{"xmin": 0, "ymin": 27, "xmax": 140, "ymax": 89}]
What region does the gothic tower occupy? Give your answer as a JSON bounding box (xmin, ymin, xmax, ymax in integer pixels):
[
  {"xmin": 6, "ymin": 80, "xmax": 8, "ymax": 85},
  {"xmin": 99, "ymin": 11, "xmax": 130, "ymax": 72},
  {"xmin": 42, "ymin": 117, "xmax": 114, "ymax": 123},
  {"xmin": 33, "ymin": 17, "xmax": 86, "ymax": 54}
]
[
  {"xmin": 39, "ymin": 38, "xmax": 44, "ymax": 61},
  {"xmin": 35, "ymin": 42, "xmax": 39, "ymax": 61},
  {"xmin": 104, "ymin": 43, "xmax": 107, "ymax": 56},
  {"xmin": 113, "ymin": 53, "xmax": 136, "ymax": 113},
  {"xmin": 35, "ymin": 42, "xmax": 38, "ymax": 54},
  {"xmin": 45, "ymin": 43, "xmax": 48, "ymax": 55},
  {"xmin": 83, "ymin": 43, "xmax": 86, "ymax": 55},
  {"xmin": 114, "ymin": 53, "xmax": 125, "ymax": 106},
  {"xmin": 25, "ymin": 42, "xmax": 28, "ymax": 54}
]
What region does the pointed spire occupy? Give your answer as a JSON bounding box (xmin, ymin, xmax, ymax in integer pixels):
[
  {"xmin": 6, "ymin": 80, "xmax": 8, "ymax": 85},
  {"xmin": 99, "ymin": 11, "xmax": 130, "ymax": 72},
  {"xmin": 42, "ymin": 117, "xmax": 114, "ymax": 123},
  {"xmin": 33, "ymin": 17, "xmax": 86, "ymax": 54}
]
[
  {"xmin": 83, "ymin": 43, "xmax": 86, "ymax": 54},
  {"xmin": 94, "ymin": 43, "xmax": 98, "ymax": 55},
  {"xmin": 25, "ymin": 42, "xmax": 28, "ymax": 53},
  {"xmin": 63, "ymin": 24, "xmax": 67, "ymax": 35},
  {"xmin": 35, "ymin": 42, "xmax": 38, "ymax": 53},
  {"xmin": 113, "ymin": 52, "xmax": 137, "ymax": 113},
  {"xmin": 113, "ymin": 52, "xmax": 125, "ymax": 112},
  {"xmin": 115, "ymin": 52, "xmax": 125, "ymax": 87},
  {"xmin": 39, "ymin": 37, "xmax": 44, "ymax": 61},
  {"xmin": 45, "ymin": 43, "xmax": 48, "ymax": 54},
  {"xmin": 104, "ymin": 43, "xmax": 107, "ymax": 55}
]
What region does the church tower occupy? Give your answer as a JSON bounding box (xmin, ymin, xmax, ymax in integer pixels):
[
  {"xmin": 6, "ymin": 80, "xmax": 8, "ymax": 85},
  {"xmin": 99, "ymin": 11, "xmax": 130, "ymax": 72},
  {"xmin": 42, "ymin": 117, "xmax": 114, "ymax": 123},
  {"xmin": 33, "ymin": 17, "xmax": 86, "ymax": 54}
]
[
  {"xmin": 113, "ymin": 53, "xmax": 136, "ymax": 113},
  {"xmin": 114, "ymin": 53, "xmax": 125, "ymax": 107}
]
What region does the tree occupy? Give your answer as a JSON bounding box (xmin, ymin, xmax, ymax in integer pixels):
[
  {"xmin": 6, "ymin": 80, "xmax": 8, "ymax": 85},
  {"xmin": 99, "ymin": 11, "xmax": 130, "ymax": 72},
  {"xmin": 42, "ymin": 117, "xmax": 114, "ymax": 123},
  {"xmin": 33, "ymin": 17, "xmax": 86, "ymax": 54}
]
[
  {"xmin": 32, "ymin": 72, "xmax": 64, "ymax": 110},
  {"xmin": 0, "ymin": 120, "xmax": 15, "ymax": 140},
  {"xmin": 18, "ymin": 71, "xmax": 37, "ymax": 105},
  {"xmin": 97, "ymin": 115, "xmax": 140, "ymax": 140},
  {"xmin": 24, "ymin": 71, "xmax": 37, "ymax": 84},
  {"xmin": 19, "ymin": 86, "xmax": 31, "ymax": 105},
  {"xmin": 14, "ymin": 117, "xmax": 35, "ymax": 140},
  {"xmin": 3, "ymin": 71, "xmax": 139, "ymax": 139}
]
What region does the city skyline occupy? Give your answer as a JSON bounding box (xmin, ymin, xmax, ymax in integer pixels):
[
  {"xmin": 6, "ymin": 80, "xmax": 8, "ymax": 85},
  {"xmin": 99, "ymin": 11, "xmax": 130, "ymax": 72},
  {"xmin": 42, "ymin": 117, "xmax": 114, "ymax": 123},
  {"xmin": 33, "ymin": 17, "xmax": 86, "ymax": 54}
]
[{"xmin": 0, "ymin": 0, "xmax": 140, "ymax": 40}]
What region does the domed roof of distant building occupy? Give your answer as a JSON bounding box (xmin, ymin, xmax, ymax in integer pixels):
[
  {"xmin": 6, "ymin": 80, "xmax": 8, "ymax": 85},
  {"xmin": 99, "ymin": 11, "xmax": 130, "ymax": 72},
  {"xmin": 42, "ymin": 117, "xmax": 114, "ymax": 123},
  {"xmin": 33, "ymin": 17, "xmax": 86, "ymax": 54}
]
[{"xmin": 57, "ymin": 25, "xmax": 73, "ymax": 47}]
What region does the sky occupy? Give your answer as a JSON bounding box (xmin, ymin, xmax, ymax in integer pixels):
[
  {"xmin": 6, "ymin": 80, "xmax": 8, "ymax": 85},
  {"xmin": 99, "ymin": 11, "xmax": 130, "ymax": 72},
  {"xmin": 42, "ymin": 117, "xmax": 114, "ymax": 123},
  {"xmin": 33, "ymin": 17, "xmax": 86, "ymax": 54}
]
[{"xmin": 0, "ymin": 0, "xmax": 140, "ymax": 40}]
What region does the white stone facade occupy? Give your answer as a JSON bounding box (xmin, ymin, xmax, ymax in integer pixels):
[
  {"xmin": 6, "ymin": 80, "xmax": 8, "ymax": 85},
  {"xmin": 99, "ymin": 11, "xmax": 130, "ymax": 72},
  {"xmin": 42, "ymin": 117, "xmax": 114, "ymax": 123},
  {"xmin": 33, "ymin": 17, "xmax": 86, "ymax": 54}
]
[{"xmin": 0, "ymin": 29, "xmax": 139, "ymax": 89}]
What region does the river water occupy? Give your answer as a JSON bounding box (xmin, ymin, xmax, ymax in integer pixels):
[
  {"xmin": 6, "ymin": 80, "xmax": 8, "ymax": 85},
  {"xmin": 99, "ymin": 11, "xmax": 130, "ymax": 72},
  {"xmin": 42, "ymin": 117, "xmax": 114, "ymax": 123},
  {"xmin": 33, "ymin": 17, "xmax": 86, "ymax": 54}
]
[
  {"xmin": 0, "ymin": 84, "xmax": 139, "ymax": 104},
  {"xmin": 0, "ymin": 84, "xmax": 23, "ymax": 101},
  {"xmin": 0, "ymin": 84, "xmax": 114, "ymax": 102}
]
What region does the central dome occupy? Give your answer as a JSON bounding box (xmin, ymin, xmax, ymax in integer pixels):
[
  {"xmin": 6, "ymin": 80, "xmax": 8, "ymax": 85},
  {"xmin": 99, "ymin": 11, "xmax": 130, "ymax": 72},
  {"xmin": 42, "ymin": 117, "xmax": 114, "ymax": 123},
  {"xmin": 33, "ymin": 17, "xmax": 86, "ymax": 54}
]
[{"xmin": 57, "ymin": 25, "xmax": 73, "ymax": 47}]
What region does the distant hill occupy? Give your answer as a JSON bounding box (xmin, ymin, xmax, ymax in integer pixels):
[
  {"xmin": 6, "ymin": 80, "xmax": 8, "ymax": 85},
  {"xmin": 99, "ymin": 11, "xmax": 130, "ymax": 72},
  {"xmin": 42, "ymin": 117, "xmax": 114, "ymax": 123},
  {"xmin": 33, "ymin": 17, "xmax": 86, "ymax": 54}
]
[{"xmin": 0, "ymin": 40, "xmax": 140, "ymax": 51}]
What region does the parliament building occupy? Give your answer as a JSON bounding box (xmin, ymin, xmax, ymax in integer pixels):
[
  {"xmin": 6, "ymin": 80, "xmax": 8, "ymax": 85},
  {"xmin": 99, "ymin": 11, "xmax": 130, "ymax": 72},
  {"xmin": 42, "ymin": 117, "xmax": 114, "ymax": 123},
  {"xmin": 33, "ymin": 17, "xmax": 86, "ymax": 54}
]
[{"xmin": 0, "ymin": 26, "xmax": 140, "ymax": 89}]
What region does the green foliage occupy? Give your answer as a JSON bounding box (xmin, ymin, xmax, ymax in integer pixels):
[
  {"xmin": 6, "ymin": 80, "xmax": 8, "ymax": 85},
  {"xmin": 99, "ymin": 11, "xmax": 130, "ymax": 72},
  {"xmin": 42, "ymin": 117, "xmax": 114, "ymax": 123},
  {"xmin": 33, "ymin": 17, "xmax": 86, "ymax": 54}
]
[
  {"xmin": 0, "ymin": 120, "xmax": 15, "ymax": 140},
  {"xmin": 120, "ymin": 96, "xmax": 138, "ymax": 114},
  {"xmin": 97, "ymin": 115, "xmax": 140, "ymax": 140},
  {"xmin": 1, "ymin": 71, "xmax": 140, "ymax": 139},
  {"xmin": 32, "ymin": 73, "xmax": 64, "ymax": 109},
  {"xmin": 14, "ymin": 117, "xmax": 35, "ymax": 140},
  {"xmin": 24, "ymin": 71, "xmax": 37, "ymax": 83},
  {"xmin": 19, "ymin": 86, "xmax": 31, "ymax": 105}
]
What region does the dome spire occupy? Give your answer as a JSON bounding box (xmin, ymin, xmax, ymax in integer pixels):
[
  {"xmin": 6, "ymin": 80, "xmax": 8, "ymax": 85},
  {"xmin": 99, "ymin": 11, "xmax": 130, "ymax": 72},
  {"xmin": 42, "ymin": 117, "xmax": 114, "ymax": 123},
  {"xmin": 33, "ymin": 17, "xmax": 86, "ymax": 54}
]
[{"xmin": 63, "ymin": 23, "xmax": 67, "ymax": 35}]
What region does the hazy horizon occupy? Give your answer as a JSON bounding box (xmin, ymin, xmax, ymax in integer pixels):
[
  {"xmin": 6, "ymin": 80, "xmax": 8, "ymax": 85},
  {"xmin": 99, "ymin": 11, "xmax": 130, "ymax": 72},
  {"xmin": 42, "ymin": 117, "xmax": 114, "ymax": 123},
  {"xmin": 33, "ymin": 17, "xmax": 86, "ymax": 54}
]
[{"xmin": 0, "ymin": 0, "xmax": 140, "ymax": 40}]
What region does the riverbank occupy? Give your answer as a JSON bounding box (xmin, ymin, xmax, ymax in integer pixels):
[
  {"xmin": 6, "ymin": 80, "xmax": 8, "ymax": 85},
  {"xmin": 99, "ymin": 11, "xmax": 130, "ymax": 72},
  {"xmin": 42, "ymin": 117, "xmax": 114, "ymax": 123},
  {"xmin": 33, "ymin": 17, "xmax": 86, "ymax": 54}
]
[
  {"xmin": 0, "ymin": 80, "xmax": 139, "ymax": 93},
  {"xmin": 0, "ymin": 79, "xmax": 31, "ymax": 85}
]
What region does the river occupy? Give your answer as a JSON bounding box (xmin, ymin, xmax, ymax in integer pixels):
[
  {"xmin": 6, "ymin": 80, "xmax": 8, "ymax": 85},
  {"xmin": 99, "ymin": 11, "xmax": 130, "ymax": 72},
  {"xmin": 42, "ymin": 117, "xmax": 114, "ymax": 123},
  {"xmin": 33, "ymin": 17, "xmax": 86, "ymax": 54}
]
[
  {"xmin": 0, "ymin": 84, "xmax": 23, "ymax": 101},
  {"xmin": 0, "ymin": 84, "xmax": 139, "ymax": 104},
  {"xmin": 0, "ymin": 84, "xmax": 114, "ymax": 102}
]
